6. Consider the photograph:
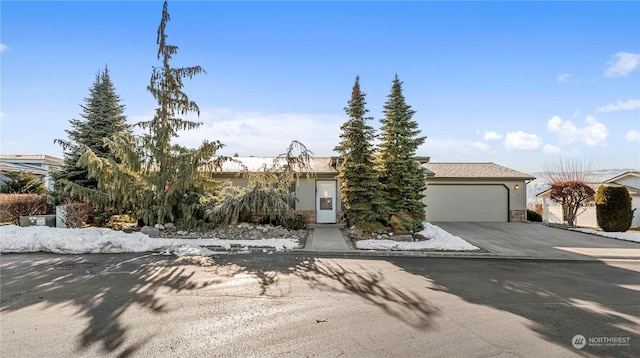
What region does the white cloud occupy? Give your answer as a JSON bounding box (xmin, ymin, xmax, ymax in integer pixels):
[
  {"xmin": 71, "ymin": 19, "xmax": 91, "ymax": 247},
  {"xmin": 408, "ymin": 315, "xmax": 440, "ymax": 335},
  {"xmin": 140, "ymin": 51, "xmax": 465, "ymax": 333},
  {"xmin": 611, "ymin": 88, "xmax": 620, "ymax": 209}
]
[
  {"xmin": 604, "ymin": 52, "xmax": 640, "ymax": 78},
  {"xmin": 625, "ymin": 130, "xmax": 640, "ymax": 142},
  {"xmin": 543, "ymin": 144, "xmax": 562, "ymax": 155},
  {"xmin": 483, "ymin": 131, "xmax": 503, "ymax": 141},
  {"xmin": 421, "ymin": 137, "xmax": 493, "ymax": 162},
  {"xmin": 556, "ymin": 73, "xmax": 571, "ymax": 82},
  {"xmin": 504, "ymin": 131, "xmax": 542, "ymax": 151},
  {"xmin": 597, "ymin": 99, "xmax": 640, "ymax": 112},
  {"xmin": 547, "ymin": 115, "xmax": 608, "ymax": 146},
  {"xmin": 547, "ymin": 116, "xmax": 579, "ymax": 145},
  {"xmin": 582, "ymin": 115, "xmax": 609, "ymax": 146},
  {"xmin": 172, "ymin": 107, "xmax": 344, "ymax": 157},
  {"xmin": 0, "ymin": 44, "xmax": 7, "ymax": 52}
]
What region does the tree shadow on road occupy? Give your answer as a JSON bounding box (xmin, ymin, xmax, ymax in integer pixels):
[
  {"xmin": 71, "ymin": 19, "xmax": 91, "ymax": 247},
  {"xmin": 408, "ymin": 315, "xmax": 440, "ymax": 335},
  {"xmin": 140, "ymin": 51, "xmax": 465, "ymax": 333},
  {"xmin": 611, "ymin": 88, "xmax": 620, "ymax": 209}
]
[
  {"xmin": 1, "ymin": 253, "xmax": 219, "ymax": 358},
  {"xmin": 388, "ymin": 257, "xmax": 640, "ymax": 357},
  {"xmin": 209, "ymin": 254, "xmax": 439, "ymax": 331}
]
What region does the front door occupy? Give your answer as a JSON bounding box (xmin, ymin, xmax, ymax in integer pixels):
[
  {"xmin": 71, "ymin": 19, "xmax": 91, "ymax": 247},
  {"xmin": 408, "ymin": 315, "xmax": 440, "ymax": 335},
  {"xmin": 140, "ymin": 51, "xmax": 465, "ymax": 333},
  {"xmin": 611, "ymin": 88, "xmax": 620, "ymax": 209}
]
[{"xmin": 316, "ymin": 180, "xmax": 336, "ymax": 223}]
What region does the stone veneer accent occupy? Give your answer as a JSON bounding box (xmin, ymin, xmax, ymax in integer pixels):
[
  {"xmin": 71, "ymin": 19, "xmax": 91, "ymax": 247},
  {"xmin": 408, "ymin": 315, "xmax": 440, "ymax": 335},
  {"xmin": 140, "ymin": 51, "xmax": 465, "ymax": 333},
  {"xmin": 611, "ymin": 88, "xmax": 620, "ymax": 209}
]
[
  {"xmin": 295, "ymin": 210, "xmax": 344, "ymax": 224},
  {"xmin": 510, "ymin": 210, "xmax": 526, "ymax": 222}
]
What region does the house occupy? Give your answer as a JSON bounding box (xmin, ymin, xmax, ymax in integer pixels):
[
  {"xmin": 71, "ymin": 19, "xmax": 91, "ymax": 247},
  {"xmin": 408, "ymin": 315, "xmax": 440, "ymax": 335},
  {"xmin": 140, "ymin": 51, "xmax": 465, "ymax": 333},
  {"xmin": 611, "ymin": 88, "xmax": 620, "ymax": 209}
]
[
  {"xmin": 0, "ymin": 154, "xmax": 64, "ymax": 191},
  {"xmin": 422, "ymin": 163, "xmax": 535, "ymax": 222},
  {"xmin": 215, "ymin": 157, "xmax": 534, "ymax": 224},
  {"xmin": 216, "ymin": 156, "xmax": 342, "ymax": 224},
  {"xmin": 537, "ymin": 171, "xmax": 640, "ymax": 228}
]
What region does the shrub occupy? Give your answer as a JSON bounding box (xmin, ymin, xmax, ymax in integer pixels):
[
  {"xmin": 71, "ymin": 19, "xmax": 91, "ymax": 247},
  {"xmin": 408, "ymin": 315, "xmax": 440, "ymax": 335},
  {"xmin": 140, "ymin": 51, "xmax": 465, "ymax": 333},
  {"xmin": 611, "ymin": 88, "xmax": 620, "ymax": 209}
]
[
  {"xmin": 260, "ymin": 213, "xmax": 307, "ymax": 230},
  {"xmin": 389, "ymin": 211, "xmax": 422, "ymax": 232},
  {"xmin": 0, "ymin": 194, "xmax": 52, "ymax": 224},
  {"xmin": 59, "ymin": 200, "xmax": 93, "ymax": 228},
  {"xmin": 527, "ymin": 209, "xmax": 543, "ymax": 222},
  {"xmin": 595, "ymin": 185, "xmax": 634, "ymax": 232}
]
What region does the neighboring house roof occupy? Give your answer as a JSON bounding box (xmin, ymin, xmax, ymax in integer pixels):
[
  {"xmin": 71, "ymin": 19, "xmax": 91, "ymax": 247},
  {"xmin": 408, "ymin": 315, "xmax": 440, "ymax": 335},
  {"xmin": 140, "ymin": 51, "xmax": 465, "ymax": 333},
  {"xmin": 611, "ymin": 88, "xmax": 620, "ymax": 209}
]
[
  {"xmin": 0, "ymin": 154, "xmax": 64, "ymax": 175},
  {"xmin": 0, "ymin": 154, "xmax": 64, "ymax": 167},
  {"xmin": 422, "ymin": 162, "xmax": 535, "ymax": 180},
  {"xmin": 218, "ymin": 156, "xmax": 338, "ymax": 174},
  {"xmin": 537, "ymin": 171, "xmax": 640, "ymax": 198},
  {"xmin": 536, "ymin": 183, "xmax": 601, "ymax": 198},
  {"xmin": 605, "ymin": 171, "xmax": 640, "ymax": 188}
]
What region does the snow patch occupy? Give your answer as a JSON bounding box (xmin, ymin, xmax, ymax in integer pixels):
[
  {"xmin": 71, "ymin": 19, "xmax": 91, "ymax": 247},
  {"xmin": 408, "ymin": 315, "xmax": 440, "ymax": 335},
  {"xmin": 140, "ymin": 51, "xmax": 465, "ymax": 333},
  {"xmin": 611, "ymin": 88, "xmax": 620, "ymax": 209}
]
[
  {"xmin": 0, "ymin": 225, "xmax": 300, "ymax": 255},
  {"xmin": 355, "ymin": 222, "xmax": 479, "ymax": 251},
  {"xmin": 570, "ymin": 228, "xmax": 640, "ymax": 243}
]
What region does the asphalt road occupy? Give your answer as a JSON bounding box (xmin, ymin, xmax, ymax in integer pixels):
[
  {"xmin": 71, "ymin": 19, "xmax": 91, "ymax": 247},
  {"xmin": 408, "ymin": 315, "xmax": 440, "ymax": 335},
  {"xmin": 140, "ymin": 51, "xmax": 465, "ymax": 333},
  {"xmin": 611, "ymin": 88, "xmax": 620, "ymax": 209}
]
[{"xmin": 1, "ymin": 253, "xmax": 639, "ymax": 358}]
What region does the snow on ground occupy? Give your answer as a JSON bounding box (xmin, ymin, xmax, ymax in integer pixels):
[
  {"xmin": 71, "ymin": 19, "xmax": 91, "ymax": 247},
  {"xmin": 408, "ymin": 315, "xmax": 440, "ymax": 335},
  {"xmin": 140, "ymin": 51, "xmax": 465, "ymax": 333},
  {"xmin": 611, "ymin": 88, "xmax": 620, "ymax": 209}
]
[
  {"xmin": 0, "ymin": 225, "xmax": 299, "ymax": 256},
  {"xmin": 355, "ymin": 222, "xmax": 479, "ymax": 251},
  {"xmin": 0, "ymin": 221, "xmax": 479, "ymax": 255},
  {"xmin": 570, "ymin": 227, "xmax": 640, "ymax": 244}
]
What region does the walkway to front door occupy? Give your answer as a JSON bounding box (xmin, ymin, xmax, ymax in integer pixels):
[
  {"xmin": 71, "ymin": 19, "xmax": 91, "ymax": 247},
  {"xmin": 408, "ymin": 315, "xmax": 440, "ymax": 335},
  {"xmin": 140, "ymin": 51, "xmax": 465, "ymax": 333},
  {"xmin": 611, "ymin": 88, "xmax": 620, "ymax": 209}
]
[{"xmin": 306, "ymin": 226, "xmax": 352, "ymax": 252}]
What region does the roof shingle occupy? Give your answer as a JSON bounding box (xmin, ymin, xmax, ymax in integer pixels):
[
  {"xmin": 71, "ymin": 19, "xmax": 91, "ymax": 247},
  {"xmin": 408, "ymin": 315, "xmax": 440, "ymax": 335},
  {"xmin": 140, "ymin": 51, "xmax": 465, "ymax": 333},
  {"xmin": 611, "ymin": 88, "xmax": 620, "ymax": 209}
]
[{"xmin": 422, "ymin": 162, "xmax": 535, "ymax": 179}]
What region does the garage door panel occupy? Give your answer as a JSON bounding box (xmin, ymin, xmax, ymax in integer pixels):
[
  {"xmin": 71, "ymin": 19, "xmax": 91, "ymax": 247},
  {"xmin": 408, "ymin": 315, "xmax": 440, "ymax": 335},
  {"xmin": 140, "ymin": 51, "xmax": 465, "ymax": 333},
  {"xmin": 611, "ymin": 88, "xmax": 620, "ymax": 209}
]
[{"xmin": 424, "ymin": 185, "xmax": 508, "ymax": 222}]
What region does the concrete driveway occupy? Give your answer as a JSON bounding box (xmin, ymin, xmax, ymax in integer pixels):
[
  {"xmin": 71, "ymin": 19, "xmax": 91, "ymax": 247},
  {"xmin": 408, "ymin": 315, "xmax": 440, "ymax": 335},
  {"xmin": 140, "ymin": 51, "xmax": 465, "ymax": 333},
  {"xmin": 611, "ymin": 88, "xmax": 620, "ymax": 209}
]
[{"xmin": 432, "ymin": 222, "xmax": 640, "ymax": 260}]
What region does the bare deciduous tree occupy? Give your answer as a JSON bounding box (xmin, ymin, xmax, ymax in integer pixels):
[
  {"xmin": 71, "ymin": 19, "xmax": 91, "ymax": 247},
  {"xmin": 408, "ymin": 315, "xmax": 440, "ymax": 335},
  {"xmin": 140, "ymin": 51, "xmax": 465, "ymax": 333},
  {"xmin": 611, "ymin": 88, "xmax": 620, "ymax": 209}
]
[{"xmin": 544, "ymin": 158, "xmax": 595, "ymax": 226}]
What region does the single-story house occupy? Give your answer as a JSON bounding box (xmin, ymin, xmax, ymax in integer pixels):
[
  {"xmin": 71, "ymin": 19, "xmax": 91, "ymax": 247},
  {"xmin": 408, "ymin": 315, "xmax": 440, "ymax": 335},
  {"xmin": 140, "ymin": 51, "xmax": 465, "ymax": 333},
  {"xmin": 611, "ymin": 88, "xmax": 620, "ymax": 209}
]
[
  {"xmin": 216, "ymin": 157, "xmax": 534, "ymax": 224},
  {"xmin": 537, "ymin": 171, "xmax": 640, "ymax": 228},
  {"xmin": 0, "ymin": 154, "xmax": 64, "ymax": 191}
]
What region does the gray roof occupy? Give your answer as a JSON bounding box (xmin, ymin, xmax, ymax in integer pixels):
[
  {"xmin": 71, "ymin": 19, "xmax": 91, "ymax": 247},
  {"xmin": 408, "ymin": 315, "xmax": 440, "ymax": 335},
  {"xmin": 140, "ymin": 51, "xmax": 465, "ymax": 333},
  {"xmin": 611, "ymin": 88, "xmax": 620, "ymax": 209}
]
[
  {"xmin": 0, "ymin": 154, "xmax": 64, "ymax": 166},
  {"xmin": 422, "ymin": 162, "xmax": 535, "ymax": 180}
]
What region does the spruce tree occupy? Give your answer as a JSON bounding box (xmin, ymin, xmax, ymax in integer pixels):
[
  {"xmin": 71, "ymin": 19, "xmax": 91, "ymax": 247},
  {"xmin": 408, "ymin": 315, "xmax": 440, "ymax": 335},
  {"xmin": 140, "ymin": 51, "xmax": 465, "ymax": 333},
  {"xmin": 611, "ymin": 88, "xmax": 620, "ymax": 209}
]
[
  {"xmin": 335, "ymin": 76, "xmax": 388, "ymax": 232},
  {"xmin": 70, "ymin": 1, "xmax": 224, "ymax": 228},
  {"xmin": 377, "ymin": 75, "xmax": 426, "ymax": 231},
  {"xmin": 53, "ymin": 66, "xmax": 130, "ymax": 197}
]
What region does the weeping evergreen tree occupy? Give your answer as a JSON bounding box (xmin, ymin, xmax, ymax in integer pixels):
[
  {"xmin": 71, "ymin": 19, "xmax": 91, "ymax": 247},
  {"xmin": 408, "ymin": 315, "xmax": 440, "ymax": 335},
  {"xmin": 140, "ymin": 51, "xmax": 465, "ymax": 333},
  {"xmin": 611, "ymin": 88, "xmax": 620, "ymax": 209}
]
[
  {"xmin": 335, "ymin": 76, "xmax": 388, "ymax": 232},
  {"xmin": 205, "ymin": 140, "xmax": 314, "ymax": 227},
  {"xmin": 68, "ymin": 1, "xmax": 224, "ymax": 228},
  {"xmin": 53, "ymin": 66, "xmax": 130, "ymax": 201},
  {"xmin": 377, "ymin": 75, "xmax": 426, "ymax": 231}
]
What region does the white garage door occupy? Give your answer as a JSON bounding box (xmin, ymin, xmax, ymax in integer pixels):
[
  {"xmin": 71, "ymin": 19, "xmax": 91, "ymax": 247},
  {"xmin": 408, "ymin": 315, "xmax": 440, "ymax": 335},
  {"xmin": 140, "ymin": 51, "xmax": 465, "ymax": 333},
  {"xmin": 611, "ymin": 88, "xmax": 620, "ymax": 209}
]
[{"xmin": 424, "ymin": 184, "xmax": 508, "ymax": 222}]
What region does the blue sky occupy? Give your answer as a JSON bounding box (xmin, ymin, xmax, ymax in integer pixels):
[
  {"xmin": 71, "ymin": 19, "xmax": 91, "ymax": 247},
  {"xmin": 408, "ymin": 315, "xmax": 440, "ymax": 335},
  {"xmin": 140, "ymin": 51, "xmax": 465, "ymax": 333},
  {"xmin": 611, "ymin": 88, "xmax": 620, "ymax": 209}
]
[{"xmin": 1, "ymin": 1, "xmax": 639, "ymax": 174}]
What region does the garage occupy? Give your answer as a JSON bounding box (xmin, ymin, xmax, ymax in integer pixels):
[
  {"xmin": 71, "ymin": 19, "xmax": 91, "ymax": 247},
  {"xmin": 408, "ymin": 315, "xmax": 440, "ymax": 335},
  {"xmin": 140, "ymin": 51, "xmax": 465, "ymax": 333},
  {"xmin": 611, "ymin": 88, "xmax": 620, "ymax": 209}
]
[{"xmin": 424, "ymin": 184, "xmax": 509, "ymax": 222}]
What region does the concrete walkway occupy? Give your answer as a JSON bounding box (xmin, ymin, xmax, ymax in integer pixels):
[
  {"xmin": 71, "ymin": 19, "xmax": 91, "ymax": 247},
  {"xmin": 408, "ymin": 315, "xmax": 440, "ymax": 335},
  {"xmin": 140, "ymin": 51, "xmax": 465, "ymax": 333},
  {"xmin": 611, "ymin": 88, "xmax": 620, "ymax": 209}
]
[{"xmin": 306, "ymin": 226, "xmax": 353, "ymax": 252}]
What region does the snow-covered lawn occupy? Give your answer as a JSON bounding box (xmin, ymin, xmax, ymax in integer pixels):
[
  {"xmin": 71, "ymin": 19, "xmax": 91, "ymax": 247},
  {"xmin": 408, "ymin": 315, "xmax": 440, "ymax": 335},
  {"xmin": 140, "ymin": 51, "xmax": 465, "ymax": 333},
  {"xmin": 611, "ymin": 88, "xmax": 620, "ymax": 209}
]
[
  {"xmin": 0, "ymin": 225, "xmax": 299, "ymax": 256},
  {"xmin": 570, "ymin": 227, "xmax": 640, "ymax": 244},
  {"xmin": 355, "ymin": 222, "xmax": 479, "ymax": 251}
]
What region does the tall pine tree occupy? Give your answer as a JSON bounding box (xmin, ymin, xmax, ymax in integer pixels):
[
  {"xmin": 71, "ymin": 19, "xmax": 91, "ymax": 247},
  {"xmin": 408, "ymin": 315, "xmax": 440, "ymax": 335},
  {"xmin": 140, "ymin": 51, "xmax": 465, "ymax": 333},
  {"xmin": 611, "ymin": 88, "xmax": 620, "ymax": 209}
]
[
  {"xmin": 70, "ymin": 1, "xmax": 224, "ymax": 228},
  {"xmin": 377, "ymin": 75, "xmax": 426, "ymax": 231},
  {"xmin": 53, "ymin": 66, "xmax": 130, "ymax": 197},
  {"xmin": 335, "ymin": 76, "xmax": 388, "ymax": 232}
]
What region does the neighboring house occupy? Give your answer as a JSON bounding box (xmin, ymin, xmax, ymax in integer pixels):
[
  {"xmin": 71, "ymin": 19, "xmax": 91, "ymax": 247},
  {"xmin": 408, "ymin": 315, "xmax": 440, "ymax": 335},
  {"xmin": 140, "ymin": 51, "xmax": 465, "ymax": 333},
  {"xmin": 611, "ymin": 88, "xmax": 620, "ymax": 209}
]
[
  {"xmin": 422, "ymin": 163, "xmax": 535, "ymax": 222},
  {"xmin": 0, "ymin": 154, "xmax": 64, "ymax": 191},
  {"xmin": 537, "ymin": 171, "xmax": 640, "ymax": 228},
  {"xmin": 215, "ymin": 158, "xmax": 534, "ymax": 224}
]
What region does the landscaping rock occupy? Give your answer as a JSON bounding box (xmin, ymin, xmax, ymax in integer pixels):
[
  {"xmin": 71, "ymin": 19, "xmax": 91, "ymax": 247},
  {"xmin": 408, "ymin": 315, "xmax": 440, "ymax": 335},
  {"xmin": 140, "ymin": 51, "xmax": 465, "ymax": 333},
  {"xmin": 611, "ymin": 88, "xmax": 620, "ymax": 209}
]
[
  {"xmin": 141, "ymin": 226, "xmax": 161, "ymax": 238},
  {"xmin": 164, "ymin": 222, "xmax": 175, "ymax": 229},
  {"xmin": 154, "ymin": 223, "xmax": 165, "ymax": 230}
]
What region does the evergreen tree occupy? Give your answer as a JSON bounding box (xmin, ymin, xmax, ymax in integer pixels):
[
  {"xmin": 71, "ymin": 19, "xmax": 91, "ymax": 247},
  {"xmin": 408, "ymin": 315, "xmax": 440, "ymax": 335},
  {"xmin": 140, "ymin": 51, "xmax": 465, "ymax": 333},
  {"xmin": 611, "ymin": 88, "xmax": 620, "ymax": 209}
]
[
  {"xmin": 377, "ymin": 75, "xmax": 426, "ymax": 231},
  {"xmin": 53, "ymin": 66, "xmax": 130, "ymax": 197},
  {"xmin": 0, "ymin": 171, "xmax": 45, "ymax": 194},
  {"xmin": 70, "ymin": 1, "xmax": 224, "ymax": 228},
  {"xmin": 335, "ymin": 76, "xmax": 387, "ymax": 232}
]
